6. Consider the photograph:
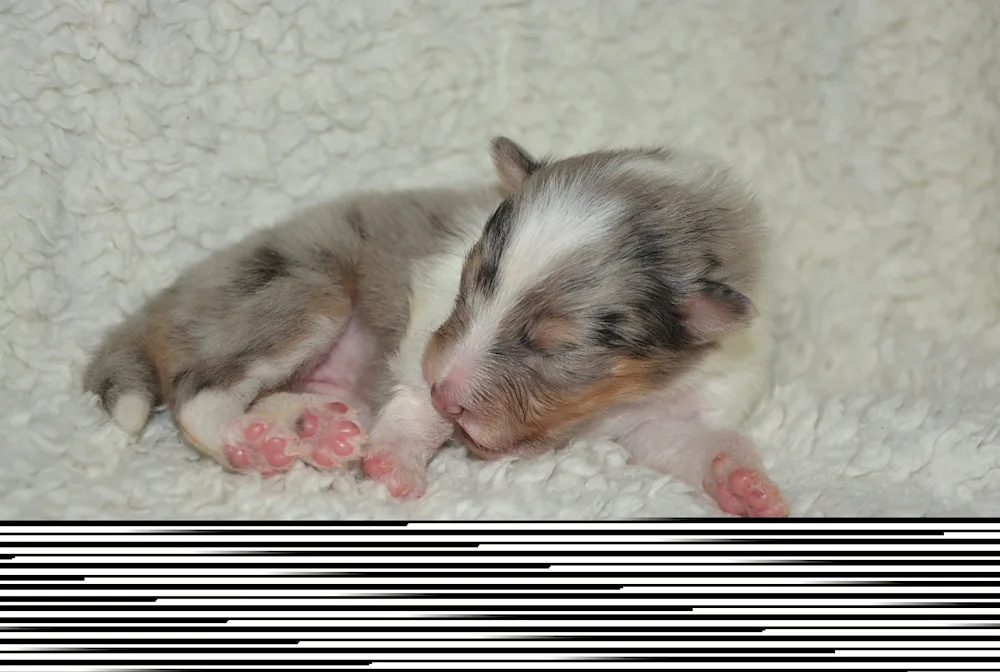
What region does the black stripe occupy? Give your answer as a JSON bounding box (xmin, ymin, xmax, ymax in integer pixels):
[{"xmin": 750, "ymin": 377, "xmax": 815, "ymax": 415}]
[
  {"xmin": 474, "ymin": 199, "xmax": 514, "ymax": 297},
  {"xmin": 232, "ymin": 246, "xmax": 291, "ymax": 293},
  {"xmin": 96, "ymin": 377, "xmax": 115, "ymax": 408}
]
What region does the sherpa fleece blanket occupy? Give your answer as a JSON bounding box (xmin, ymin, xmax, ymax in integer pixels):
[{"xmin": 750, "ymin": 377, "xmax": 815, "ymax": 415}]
[{"xmin": 1, "ymin": 0, "xmax": 998, "ymax": 519}]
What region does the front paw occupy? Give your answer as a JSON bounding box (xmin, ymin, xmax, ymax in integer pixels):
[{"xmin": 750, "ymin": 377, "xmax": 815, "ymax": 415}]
[{"xmin": 361, "ymin": 444, "xmax": 429, "ymax": 499}]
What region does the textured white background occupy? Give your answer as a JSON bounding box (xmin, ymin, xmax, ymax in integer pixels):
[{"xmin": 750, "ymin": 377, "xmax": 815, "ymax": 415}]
[{"xmin": 1, "ymin": 0, "xmax": 998, "ymax": 519}]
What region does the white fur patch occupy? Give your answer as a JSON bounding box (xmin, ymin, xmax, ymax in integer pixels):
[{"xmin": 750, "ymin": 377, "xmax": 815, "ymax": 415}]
[
  {"xmin": 177, "ymin": 390, "xmax": 247, "ymax": 456},
  {"xmin": 450, "ymin": 182, "xmax": 625, "ymax": 374},
  {"xmin": 374, "ymin": 255, "xmax": 462, "ymax": 461},
  {"xmin": 393, "ymin": 227, "xmax": 480, "ymax": 388},
  {"xmin": 111, "ymin": 393, "xmax": 150, "ymax": 436},
  {"xmin": 373, "ymin": 226, "xmax": 481, "ymax": 461},
  {"xmin": 369, "ymin": 383, "xmax": 454, "ymax": 455},
  {"xmin": 500, "ymin": 183, "xmax": 622, "ymax": 296}
]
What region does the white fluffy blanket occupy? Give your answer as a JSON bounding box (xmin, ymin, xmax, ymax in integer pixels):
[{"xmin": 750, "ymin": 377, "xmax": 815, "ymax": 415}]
[{"xmin": 2, "ymin": 0, "xmax": 998, "ymax": 519}]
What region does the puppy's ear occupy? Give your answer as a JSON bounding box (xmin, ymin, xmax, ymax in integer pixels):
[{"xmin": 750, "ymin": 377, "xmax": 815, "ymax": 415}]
[
  {"xmin": 491, "ymin": 136, "xmax": 542, "ymax": 191},
  {"xmin": 681, "ymin": 281, "xmax": 758, "ymax": 344}
]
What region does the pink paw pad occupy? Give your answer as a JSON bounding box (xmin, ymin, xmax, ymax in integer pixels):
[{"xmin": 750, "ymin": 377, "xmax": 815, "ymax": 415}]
[
  {"xmin": 710, "ymin": 457, "xmax": 789, "ymax": 518},
  {"xmin": 361, "ymin": 452, "xmax": 427, "ymax": 499},
  {"xmin": 261, "ymin": 436, "xmax": 292, "ymax": 467},
  {"xmin": 216, "ymin": 394, "xmax": 366, "ymax": 476},
  {"xmin": 221, "ymin": 418, "xmax": 296, "ymax": 476},
  {"xmin": 223, "ymin": 444, "xmax": 252, "ymax": 470},
  {"xmin": 292, "ymin": 404, "xmax": 364, "ymax": 470}
]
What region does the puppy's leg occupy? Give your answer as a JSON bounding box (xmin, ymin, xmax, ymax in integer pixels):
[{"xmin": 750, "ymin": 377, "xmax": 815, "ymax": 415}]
[
  {"xmin": 359, "ymin": 329, "xmax": 454, "ymax": 498},
  {"xmin": 216, "ymin": 312, "xmax": 378, "ymax": 473},
  {"xmin": 163, "ymin": 310, "xmax": 356, "ymax": 474},
  {"xmin": 145, "ymin": 240, "xmax": 369, "ymax": 474},
  {"xmin": 619, "ymin": 417, "xmax": 788, "ymax": 518},
  {"xmin": 359, "ymin": 249, "xmax": 466, "ymax": 498},
  {"xmin": 361, "ymin": 385, "xmax": 453, "ymax": 498}
]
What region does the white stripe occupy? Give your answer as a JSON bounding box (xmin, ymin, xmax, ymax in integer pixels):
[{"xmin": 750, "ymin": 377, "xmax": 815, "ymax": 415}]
[{"xmin": 449, "ymin": 181, "xmax": 624, "ymax": 375}]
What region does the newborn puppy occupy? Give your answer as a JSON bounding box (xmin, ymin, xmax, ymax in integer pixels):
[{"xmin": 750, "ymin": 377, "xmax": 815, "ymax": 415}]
[{"xmin": 84, "ymin": 137, "xmax": 786, "ymax": 517}]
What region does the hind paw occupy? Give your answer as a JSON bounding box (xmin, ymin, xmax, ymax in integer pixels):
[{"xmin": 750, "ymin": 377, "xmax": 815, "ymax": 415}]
[
  {"xmin": 293, "ymin": 401, "xmax": 365, "ymax": 469},
  {"xmin": 220, "ymin": 393, "xmax": 366, "ymax": 476},
  {"xmin": 222, "ymin": 416, "xmax": 297, "ymax": 475}
]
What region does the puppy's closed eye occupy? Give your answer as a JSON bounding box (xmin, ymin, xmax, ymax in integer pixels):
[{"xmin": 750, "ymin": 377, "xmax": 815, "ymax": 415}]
[{"xmin": 521, "ymin": 314, "xmax": 580, "ymax": 352}]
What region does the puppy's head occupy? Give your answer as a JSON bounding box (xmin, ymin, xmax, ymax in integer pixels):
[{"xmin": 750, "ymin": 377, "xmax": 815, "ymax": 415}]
[{"xmin": 422, "ymin": 137, "xmax": 766, "ymax": 458}]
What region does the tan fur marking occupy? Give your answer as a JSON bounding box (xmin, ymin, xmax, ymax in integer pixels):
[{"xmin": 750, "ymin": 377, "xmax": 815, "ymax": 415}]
[
  {"xmin": 526, "ymin": 357, "xmax": 663, "ymax": 440},
  {"xmin": 141, "ymin": 300, "xmax": 197, "ymax": 407},
  {"xmin": 529, "ymin": 314, "xmax": 580, "ymax": 350}
]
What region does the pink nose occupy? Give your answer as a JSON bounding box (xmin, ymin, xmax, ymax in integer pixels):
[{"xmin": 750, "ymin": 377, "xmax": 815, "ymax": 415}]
[{"xmin": 430, "ymin": 382, "xmax": 464, "ymax": 418}]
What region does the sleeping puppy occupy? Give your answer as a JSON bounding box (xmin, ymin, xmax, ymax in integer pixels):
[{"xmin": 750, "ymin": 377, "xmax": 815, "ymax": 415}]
[{"xmin": 84, "ymin": 137, "xmax": 787, "ymax": 517}]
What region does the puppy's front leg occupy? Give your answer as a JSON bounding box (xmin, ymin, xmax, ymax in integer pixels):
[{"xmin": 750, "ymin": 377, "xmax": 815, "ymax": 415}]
[
  {"xmin": 619, "ymin": 416, "xmax": 789, "ymax": 518},
  {"xmin": 359, "ymin": 249, "xmax": 469, "ymax": 498},
  {"xmin": 361, "ymin": 384, "xmax": 453, "ymax": 498}
]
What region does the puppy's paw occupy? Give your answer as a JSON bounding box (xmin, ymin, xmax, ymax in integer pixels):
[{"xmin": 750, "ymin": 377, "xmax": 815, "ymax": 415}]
[
  {"xmin": 706, "ymin": 453, "xmax": 789, "ymax": 518},
  {"xmin": 221, "ymin": 415, "xmax": 298, "ymax": 476},
  {"xmin": 220, "ymin": 393, "xmax": 366, "ymax": 476},
  {"xmin": 361, "ymin": 445, "xmax": 429, "ymax": 499}
]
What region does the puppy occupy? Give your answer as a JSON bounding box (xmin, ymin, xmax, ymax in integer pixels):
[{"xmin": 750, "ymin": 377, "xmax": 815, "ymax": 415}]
[{"xmin": 84, "ymin": 137, "xmax": 787, "ymax": 517}]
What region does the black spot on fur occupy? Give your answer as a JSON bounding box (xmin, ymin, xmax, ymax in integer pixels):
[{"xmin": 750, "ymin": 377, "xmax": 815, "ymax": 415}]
[
  {"xmin": 475, "ymin": 199, "xmax": 514, "ymax": 297},
  {"xmin": 630, "ymin": 278, "xmax": 691, "ymax": 354},
  {"xmin": 344, "ymin": 207, "xmax": 368, "ymax": 242},
  {"xmin": 482, "ymin": 199, "xmax": 514, "ymax": 255},
  {"xmin": 234, "ymin": 246, "xmax": 291, "ymax": 293},
  {"xmin": 96, "ymin": 377, "xmax": 115, "ymax": 410},
  {"xmin": 474, "ymin": 257, "xmax": 500, "ymax": 298},
  {"xmin": 591, "ymin": 278, "xmax": 691, "ymax": 358},
  {"xmin": 594, "ymin": 311, "xmax": 626, "ymax": 349},
  {"xmin": 620, "ymin": 218, "xmax": 667, "ymax": 266}
]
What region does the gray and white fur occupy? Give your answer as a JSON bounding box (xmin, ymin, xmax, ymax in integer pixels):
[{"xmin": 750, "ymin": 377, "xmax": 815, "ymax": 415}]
[{"xmin": 84, "ymin": 137, "xmax": 786, "ymax": 516}]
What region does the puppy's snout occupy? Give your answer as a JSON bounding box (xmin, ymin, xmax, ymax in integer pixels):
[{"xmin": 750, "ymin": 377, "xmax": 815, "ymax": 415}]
[{"xmin": 430, "ymin": 381, "xmax": 464, "ymax": 419}]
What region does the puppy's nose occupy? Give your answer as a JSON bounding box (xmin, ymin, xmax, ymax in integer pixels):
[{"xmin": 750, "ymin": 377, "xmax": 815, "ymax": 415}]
[{"xmin": 430, "ymin": 382, "xmax": 464, "ymax": 418}]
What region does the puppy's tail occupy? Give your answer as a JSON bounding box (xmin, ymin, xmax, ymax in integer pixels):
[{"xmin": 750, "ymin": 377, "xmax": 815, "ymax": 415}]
[{"xmin": 83, "ymin": 312, "xmax": 160, "ymax": 436}]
